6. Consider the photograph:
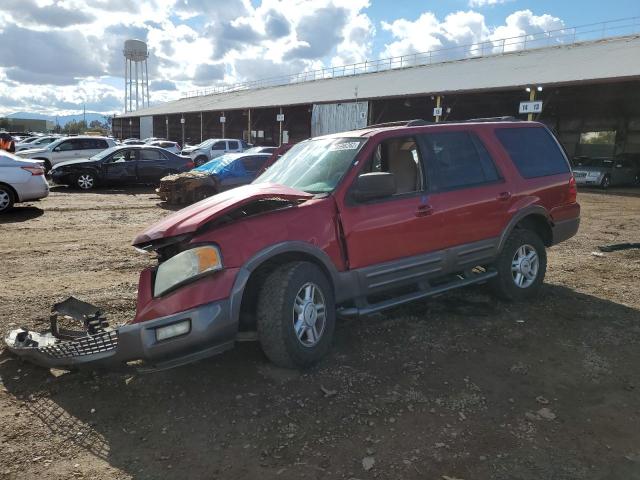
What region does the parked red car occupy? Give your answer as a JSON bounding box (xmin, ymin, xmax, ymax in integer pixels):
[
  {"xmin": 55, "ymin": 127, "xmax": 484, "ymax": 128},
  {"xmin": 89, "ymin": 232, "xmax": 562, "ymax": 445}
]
[{"xmin": 7, "ymin": 119, "xmax": 579, "ymax": 371}]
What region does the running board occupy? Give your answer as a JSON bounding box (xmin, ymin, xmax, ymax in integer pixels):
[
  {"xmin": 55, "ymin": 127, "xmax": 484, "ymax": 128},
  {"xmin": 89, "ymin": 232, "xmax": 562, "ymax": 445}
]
[{"xmin": 337, "ymin": 270, "xmax": 497, "ymax": 317}]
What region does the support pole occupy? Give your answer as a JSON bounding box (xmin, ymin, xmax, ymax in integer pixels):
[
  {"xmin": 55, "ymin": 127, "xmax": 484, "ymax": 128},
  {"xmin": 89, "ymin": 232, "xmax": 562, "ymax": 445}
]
[
  {"xmin": 200, "ymin": 112, "xmax": 203, "ymax": 143},
  {"xmin": 129, "ymin": 60, "xmax": 133, "ymax": 113},
  {"xmin": 166, "ymin": 115, "xmax": 169, "ymax": 140},
  {"xmin": 221, "ymin": 111, "xmax": 225, "ymax": 138},
  {"xmin": 528, "ymin": 88, "xmax": 536, "ymax": 121},
  {"xmin": 124, "ymin": 58, "xmax": 128, "ymax": 113},
  {"xmin": 247, "ymin": 109, "xmax": 251, "ymax": 144},
  {"xmin": 279, "ymin": 107, "xmax": 283, "ymax": 147},
  {"xmin": 135, "ymin": 61, "xmax": 139, "ymax": 111},
  {"xmin": 435, "ymin": 95, "xmax": 442, "ymax": 123},
  {"xmin": 145, "ymin": 59, "xmax": 150, "ymax": 108}
]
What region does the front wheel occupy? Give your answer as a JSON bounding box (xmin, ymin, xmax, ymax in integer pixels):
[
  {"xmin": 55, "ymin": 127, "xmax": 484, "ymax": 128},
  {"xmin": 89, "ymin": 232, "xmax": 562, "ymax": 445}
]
[
  {"xmin": 257, "ymin": 262, "xmax": 336, "ymax": 368},
  {"xmin": 76, "ymin": 172, "xmax": 96, "ymax": 190},
  {"xmin": 194, "ymin": 156, "xmax": 208, "ymax": 167},
  {"xmin": 600, "ymin": 175, "xmax": 611, "ymax": 189},
  {"xmin": 489, "ymin": 229, "xmax": 547, "ymax": 301}
]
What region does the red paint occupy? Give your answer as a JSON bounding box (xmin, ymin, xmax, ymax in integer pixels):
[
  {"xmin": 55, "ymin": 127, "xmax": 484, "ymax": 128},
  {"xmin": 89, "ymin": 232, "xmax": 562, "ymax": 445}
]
[{"xmin": 131, "ymin": 121, "xmax": 580, "ymax": 322}]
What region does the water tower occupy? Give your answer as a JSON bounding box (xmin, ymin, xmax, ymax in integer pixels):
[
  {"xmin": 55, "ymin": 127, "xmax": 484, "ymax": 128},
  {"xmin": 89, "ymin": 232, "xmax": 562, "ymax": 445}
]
[{"xmin": 123, "ymin": 39, "xmax": 149, "ymax": 112}]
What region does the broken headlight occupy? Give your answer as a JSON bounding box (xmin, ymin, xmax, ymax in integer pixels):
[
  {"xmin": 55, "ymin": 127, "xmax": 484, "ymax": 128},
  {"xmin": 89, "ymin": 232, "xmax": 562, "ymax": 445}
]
[{"xmin": 154, "ymin": 245, "xmax": 223, "ymax": 297}]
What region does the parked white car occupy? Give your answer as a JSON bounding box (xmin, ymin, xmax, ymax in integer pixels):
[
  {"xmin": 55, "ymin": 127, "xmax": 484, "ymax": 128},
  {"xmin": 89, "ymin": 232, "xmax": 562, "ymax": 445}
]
[
  {"xmin": 182, "ymin": 138, "xmax": 247, "ymax": 166},
  {"xmin": 148, "ymin": 140, "xmax": 182, "ymax": 155},
  {"xmin": 16, "ymin": 136, "xmax": 117, "ymax": 171},
  {"xmin": 0, "ymin": 151, "xmax": 49, "ymax": 213},
  {"xmin": 15, "ymin": 136, "xmax": 59, "ymax": 152}
]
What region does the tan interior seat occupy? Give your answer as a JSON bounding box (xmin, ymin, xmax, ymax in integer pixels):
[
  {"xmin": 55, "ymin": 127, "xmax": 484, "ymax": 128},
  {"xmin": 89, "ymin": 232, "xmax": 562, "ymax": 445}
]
[{"xmin": 388, "ymin": 149, "xmax": 418, "ymax": 193}]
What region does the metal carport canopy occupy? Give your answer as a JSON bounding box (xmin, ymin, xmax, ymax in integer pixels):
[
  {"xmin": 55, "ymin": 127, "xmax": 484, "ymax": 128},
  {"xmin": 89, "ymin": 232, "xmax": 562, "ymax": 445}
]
[{"xmin": 118, "ymin": 35, "xmax": 640, "ymax": 119}]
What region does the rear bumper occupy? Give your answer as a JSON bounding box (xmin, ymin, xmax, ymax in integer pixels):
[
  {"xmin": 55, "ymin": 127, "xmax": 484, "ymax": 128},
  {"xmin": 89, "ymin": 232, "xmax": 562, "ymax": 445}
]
[
  {"xmin": 551, "ymin": 217, "xmax": 580, "ymax": 245},
  {"xmin": 17, "ymin": 176, "xmax": 49, "ymax": 202},
  {"xmin": 5, "ymin": 299, "xmax": 236, "ymax": 372}
]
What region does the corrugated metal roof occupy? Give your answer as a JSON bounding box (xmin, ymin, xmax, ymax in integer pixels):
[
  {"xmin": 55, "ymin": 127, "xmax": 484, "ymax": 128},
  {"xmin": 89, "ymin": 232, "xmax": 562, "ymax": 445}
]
[{"xmin": 118, "ymin": 35, "xmax": 640, "ymax": 119}]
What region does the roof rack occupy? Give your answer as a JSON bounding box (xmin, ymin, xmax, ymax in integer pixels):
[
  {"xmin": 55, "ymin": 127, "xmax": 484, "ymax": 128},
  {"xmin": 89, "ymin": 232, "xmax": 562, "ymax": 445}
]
[{"xmin": 361, "ymin": 116, "xmax": 521, "ymax": 130}]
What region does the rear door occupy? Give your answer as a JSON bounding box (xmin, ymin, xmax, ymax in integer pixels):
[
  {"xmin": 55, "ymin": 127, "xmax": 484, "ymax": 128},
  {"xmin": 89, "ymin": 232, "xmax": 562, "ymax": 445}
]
[
  {"xmin": 416, "ymin": 129, "xmax": 511, "ymax": 251},
  {"xmin": 137, "ymin": 148, "xmax": 169, "ymax": 182},
  {"xmin": 103, "ymin": 148, "xmax": 139, "ymax": 184},
  {"xmin": 85, "ymin": 138, "xmax": 108, "ymax": 157}
]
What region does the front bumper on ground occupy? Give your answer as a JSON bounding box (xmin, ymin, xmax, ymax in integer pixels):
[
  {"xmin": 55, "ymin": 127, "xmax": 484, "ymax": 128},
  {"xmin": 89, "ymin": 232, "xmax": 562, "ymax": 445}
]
[{"xmin": 4, "ymin": 297, "xmax": 236, "ymax": 372}]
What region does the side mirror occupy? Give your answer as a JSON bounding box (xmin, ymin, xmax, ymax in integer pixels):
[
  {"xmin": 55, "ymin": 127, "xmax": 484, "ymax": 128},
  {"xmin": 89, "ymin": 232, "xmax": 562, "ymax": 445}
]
[
  {"xmin": 352, "ymin": 172, "xmax": 396, "ymax": 202},
  {"xmin": 53, "ymin": 147, "xmax": 60, "ymax": 152}
]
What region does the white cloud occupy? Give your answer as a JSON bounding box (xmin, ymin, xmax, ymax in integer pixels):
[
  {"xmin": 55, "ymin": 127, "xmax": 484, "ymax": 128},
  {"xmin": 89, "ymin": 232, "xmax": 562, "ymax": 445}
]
[
  {"xmin": 381, "ymin": 9, "xmax": 564, "ymax": 59},
  {"xmin": 468, "ymin": 0, "xmax": 511, "ymax": 7}
]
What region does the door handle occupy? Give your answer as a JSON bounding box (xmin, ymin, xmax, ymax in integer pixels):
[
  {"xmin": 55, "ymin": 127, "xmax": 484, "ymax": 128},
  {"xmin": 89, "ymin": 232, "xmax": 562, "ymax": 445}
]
[
  {"xmin": 415, "ymin": 204, "xmax": 433, "ymax": 217},
  {"xmin": 497, "ymin": 191, "xmax": 512, "ymax": 201}
]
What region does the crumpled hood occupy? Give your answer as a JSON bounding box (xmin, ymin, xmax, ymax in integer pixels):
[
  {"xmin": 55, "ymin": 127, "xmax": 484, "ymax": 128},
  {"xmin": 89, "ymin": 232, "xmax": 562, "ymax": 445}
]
[
  {"xmin": 133, "ymin": 183, "xmax": 313, "ymax": 246},
  {"xmin": 52, "ymin": 158, "xmax": 95, "ymax": 169}
]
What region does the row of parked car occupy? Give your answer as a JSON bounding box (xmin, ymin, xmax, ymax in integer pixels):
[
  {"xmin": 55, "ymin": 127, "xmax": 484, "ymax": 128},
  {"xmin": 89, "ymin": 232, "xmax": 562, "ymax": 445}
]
[{"xmin": 0, "ymin": 133, "xmax": 285, "ymax": 212}]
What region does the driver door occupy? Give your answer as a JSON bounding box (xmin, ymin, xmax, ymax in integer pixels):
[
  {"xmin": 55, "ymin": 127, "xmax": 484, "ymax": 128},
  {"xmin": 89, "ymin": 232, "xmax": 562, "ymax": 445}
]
[{"xmin": 103, "ymin": 149, "xmax": 139, "ymax": 184}]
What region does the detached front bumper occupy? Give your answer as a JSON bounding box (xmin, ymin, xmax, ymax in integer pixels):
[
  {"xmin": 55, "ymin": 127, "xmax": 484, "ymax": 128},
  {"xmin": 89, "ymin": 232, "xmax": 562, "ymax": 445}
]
[{"xmin": 5, "ymin": 299, "xmax": 236, "ymax": 372}]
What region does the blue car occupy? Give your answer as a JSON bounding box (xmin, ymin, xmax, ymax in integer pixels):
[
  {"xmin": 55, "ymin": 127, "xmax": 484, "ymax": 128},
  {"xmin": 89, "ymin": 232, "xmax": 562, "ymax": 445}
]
[{"xmin": 193, "ymin": 152, "xmax": 272, "ymax": 191}]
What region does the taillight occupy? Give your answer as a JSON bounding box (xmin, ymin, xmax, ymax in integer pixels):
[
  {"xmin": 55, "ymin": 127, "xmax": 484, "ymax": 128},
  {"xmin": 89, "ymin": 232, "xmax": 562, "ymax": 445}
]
[
  {"xmin": 568, "ymin": 175, "xmax": 577, "ymax": 203},
  {"xmin": 21, "ymin": 166, "xmax": 44, "ymax": 176}
]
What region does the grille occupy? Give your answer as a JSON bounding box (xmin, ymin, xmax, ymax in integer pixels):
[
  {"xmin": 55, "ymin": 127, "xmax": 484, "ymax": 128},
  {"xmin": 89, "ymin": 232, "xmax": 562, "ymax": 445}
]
[
  {"xmin": 39, "ymin": 330, "xmax": 118, "ymax": 359},
  {"xmin": 574, "ymin": 172, "xmax": 587, "ymax": 178}
]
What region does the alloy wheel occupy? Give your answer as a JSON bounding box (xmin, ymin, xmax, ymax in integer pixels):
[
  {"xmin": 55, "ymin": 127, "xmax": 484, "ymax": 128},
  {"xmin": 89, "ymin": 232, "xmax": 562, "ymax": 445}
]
[
  {"xmin": 77, "ymin": 174, "xmax": 95, "ymax": 190},
  {"xmin": 511, "ymin": 244, "xmax": 539, "ymax": 288},
  {"xmin": 0, "ymin": 189, "xmax": 10, "ymax": 211},
  {"xmin": 292, "ymin": 282, "xmax": 326, "ymax": 347}
]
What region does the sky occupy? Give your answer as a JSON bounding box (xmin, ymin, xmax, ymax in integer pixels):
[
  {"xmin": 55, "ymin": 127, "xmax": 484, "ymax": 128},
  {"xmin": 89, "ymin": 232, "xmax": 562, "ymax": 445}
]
[{"xmin": 0, "ymin": 0, "xmax": 637, "ymax": 117}]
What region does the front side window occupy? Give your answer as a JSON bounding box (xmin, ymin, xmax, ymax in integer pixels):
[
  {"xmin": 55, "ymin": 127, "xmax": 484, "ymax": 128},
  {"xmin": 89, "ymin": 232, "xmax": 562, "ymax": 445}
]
[
  {"xmin": 361, "ymin": 136, "xmax": 423, "ymax": 195},
  {"xmin": 241, "ymin": 155, "xmax": 268, "ymax": 173},
  {"xmin": 56, "ymin": 140, "xmax": 74, "ymax": 151},
  {"xmin": 211, "ymin": 141, "xmax": 226, "ymax": 150},
  {"xmin": 110, "ymin": 149, "xmax": 137, "ymax": 162},
  {"xmin": 256, "ymin": 137, "xmax": 366, "ymax": 193},
  {"xmin": 420, "ymin": 131, "xmax": 500, "ymax": 191},
  {"xmin": 496, "ymin": 127, "xmax": 569, "ymax": 178}
]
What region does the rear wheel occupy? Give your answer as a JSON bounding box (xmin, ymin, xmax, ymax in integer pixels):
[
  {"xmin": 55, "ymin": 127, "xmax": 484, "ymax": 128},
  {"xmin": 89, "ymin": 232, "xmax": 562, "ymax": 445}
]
[
  {"xmin": 0, "ymin": 185, "xmax": 15, "ymax": 213},
  {"xmin": 257, "ymin": 262, "xmax": 335, "ymax": 368},
  {"xmin": 490, "ymin": 229, "xmax": 547, "ymax": 301},
  {"xmin": 76, "ymin": 172, "xmax": 96, "ymax": 190}
]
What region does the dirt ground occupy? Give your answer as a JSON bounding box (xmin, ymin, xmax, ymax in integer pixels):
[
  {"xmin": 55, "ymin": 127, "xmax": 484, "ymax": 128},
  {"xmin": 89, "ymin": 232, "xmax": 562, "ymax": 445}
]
[{"xmin": 1, "ymin": 185, "xmax": 639, "ymax": 480}]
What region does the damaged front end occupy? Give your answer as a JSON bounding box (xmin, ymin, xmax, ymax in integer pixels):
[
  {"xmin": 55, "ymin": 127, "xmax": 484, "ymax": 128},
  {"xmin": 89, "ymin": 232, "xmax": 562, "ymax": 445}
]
[{"xmin": 5, "ymin": 297, "xmax": 119, "ymax": 369}]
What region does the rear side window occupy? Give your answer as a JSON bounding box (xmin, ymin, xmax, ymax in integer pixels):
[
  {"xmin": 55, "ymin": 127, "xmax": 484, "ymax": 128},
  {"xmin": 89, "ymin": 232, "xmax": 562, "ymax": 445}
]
[
  {"xmin": 228, "ymin": 141, "xmax": 239, "ymax": 149},
  {"xmin": 420, "ymin": 131, "xmax": 500, "ymax": 191},
  {"xmin": 495, "ymin": 127, "xmax": 569, "ymax": 178},
  {"xmin": 140, "ymin": 149, "xmax": 165, "ymax": 160}
]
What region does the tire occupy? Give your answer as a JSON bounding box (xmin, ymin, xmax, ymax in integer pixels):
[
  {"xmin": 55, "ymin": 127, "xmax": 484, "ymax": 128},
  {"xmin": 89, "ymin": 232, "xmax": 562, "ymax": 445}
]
[
  {"xmin": 489, "ymin": 229, "xmax": 547, "ymax": 302},
  {"xmin": 76, "ymin": 172, "xmax": 96, "ymax": 190},
  {"xmin": 0, "ymin": 185, "xmax": 15, "ymax": 213},
  {"xmin": 257, "ymin": 262, "xmax": 335, "ymax": 368},
  {"xmin": 600, "ymin": 175, "xmax": 611, "ymax": 189},
  {"xmin": 194, "ymin": 156, "xmax": 208, "ymax": 167}
]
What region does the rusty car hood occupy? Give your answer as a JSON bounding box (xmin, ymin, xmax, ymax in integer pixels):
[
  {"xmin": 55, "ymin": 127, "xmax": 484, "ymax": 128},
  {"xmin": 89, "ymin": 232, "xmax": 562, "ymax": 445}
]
[{"xmin": 133, "ymin": 183, "xmax": 313, "ymax": 246}]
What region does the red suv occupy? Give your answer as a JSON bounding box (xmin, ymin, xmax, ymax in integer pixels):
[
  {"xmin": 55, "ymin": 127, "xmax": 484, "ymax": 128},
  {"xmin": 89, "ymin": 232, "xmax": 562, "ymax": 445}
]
[{"xmin": 7, "ymin": 119, "xmax": 580, "ymax": 371}]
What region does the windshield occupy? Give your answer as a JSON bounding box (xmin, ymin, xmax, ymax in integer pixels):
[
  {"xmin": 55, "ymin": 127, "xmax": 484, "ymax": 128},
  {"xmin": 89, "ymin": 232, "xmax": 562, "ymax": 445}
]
[
  {"xmin": 89, "ymin": 146, "xmax": 121, "ymax": 161},
  {"xmin": 574, "ymin": 158, "xmax": 613, "ymax": 168},
  {"xmin": 255, "ymin": 137, "xmax": 366, "ymax": 193}
]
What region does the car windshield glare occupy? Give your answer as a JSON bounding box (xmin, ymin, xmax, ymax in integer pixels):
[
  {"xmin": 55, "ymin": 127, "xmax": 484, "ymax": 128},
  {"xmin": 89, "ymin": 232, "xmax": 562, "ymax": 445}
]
[{"xmin": 255, "ymin": 137, "xmax": 366, "ymax": 193}]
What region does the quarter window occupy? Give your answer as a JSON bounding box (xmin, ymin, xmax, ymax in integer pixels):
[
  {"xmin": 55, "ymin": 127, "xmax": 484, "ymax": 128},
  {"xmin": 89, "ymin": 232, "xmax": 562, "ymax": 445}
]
[
  {"xmin": 495, "ymin": 127, "xmax": 569, "ymax": 178},
  {"xmin": 419, "ymin": 131, "xmax": 500, "ymax": 191}
]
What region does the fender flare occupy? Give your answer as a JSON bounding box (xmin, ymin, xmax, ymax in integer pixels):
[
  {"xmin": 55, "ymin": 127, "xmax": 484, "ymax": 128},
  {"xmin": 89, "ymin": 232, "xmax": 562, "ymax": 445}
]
[
  {"xmin": 228, "ymin": 241, "xmax": 342, "ymax": 327},
  {"xmin": 497, "ymin": 206, "xmax": 552, "ymax": 252}
]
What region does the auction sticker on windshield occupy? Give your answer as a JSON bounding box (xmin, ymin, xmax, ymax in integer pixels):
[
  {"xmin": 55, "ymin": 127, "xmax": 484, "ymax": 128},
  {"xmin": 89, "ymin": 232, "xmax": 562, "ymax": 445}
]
[{"xmin": 329, "ymin": 142, "xmax": 361, "ymax": 151}]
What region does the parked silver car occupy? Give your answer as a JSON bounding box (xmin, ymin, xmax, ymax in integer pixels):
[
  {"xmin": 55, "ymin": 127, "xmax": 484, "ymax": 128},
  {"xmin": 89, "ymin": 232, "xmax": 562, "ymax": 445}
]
[
  {"xmin": 182, "ymin": 138, "xmax": 248, "ymax": 166},
  {"xmin": 572, "ymin": 154, "xmax": 640, "ymax": 189},
  {"xmin": 0, "ymin": 151, "xmax": 49, "ymax": 212}
]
